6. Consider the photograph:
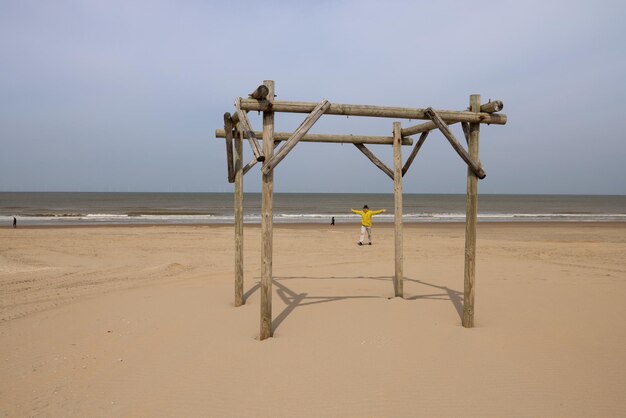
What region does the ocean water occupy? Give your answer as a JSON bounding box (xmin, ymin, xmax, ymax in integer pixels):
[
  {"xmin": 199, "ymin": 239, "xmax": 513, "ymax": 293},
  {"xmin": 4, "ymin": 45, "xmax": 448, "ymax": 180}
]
[{"xmin": 0, "ymin": 192, "xmax": 625, "ymax": 226}]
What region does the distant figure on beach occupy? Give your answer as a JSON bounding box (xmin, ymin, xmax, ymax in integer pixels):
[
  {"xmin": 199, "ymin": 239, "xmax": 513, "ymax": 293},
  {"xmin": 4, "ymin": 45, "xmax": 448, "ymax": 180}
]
[
  {"xmin": 13, "ymin": 217, "xmax": 17, "ymax": 228},
  {"xmin": 331, "ymin": 216, "xmax": 335, "ymax": 226},
  {"xmin": 350, "ymin": 205, "xmax": 386, "ymax": 246}
]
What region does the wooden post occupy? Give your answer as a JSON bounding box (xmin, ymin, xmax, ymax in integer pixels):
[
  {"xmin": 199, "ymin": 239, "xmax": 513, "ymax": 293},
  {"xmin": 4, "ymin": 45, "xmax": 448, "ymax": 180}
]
[
  {"xmin": 463, "ymin": 94, "xmax": 481, "ymax": 328},
  {"xmin": 260, "ymin": 80, "xmax": 275, "ymax": 340},
  {"xmin": 224, "ymin": 113, "xmax": 235, "ymax": 183},
  {"xmin": 393, "ymin": 122, "xmax": 403, "ymax": 298},
  {"xmin": 234, "ymin": 126, "xmax": 244, "ymax": 307}
]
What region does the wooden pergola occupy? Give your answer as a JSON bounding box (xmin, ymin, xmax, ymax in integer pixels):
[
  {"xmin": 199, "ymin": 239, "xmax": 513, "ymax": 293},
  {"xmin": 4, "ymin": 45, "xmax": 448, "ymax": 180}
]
[{"xmin": 214, "ymin": 80, "xmax": 507, "ymax": 340}]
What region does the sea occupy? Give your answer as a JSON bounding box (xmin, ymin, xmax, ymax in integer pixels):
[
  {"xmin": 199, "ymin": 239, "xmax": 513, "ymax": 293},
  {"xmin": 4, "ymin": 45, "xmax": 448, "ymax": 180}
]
[{"xmin": 1, "ymin": 192, "xmax": 625, "ymax": 226}]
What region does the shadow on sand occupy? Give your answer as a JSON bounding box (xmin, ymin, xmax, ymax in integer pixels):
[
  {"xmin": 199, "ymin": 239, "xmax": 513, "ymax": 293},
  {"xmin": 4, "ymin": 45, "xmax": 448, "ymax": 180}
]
[{"xmin": 243, "ymin": 276, "xmax": 463, "ymax": 333}]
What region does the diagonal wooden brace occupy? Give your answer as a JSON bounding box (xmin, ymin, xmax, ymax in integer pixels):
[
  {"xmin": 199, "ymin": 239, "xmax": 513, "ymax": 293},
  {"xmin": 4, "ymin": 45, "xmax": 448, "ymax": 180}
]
[
  {"xmin": 402, "ymin": 131, "xmax": 429, "ymax": 176},
  {"xmin": 425, "ymin": 107, "xmax": 486, "ymax": 179},
  {"xmin": 262, "ymin": 99, "xmax": 331, "ymax": 174},
  {"xmin": 235, "ymin": 97, "xmax": 264, "ymax": 162},
  {"xmin": 401, "ymin": 119, "xmax": 461, "ymax": 137},
  {"xmin": 354, "ymin": 143, "xmax": 394, "ymax": 180},
  {"xmin": 242, "ymin": 157, "xmax": 257, "ymax": 176},
  {"xmin": 224, "ymin": 113, "xmax": 235, "ymax": 183},
  {"xmin": 242, "ymin": 140, "xmax": 281, "ymax": 176},
  {"xmin": 461, "ymin": 122, "xmax": 470, "ymax": 145}
]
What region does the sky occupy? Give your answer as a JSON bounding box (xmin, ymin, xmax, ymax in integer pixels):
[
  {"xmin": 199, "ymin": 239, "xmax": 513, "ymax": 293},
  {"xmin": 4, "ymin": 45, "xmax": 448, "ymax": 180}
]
[{"xmin": 1, "ymin": 0, "xmax": 625, "ymax": 194}]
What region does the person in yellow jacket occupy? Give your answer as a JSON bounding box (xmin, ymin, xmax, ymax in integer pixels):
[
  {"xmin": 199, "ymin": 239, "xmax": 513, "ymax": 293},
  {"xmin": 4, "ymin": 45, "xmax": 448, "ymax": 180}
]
[{"xmin": 351, "ymin": 205, "xmax": 386, "ymax": 246}]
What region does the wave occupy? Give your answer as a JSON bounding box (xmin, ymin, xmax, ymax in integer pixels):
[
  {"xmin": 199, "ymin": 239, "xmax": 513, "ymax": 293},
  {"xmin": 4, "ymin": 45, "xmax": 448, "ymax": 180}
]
[{"xmin": 2, "ymin": 212, "xmax": 626, "ymax": 226}]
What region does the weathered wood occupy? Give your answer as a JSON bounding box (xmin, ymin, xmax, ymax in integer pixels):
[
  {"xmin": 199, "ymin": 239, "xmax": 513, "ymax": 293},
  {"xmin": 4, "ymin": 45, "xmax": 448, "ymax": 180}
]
[
  {"xmin": 239, "ymin": 99, "xmax": 508, "ymax": 125},
  {"xmin": 262, "ymin": 99, "xmax": 331, "ymax": 174},
  {"xmin": 230, "ymin": 109, "xmax": 241, "ymax": 125},
  {"xmin": 463, "ymin": 95, "xmax": 481, "ymax": 328},
  {"xmin": 234, "ymin": 128, "xmax": 244, "ymax": 307},
  {"xmin": 224, "ymin": 113, "xmax": 235, "ymax": 183},
  {"xmin": 401, "ymin": 120, "xmax": 450, "ymax": 136},
  {"xmin": 260, "ymin": 80, "xmax": 275, "ymax": 340},
  {"xmin": 216, "ymin": 129, "xmax": 413, "ymax": 145},
  {"xmin": 480, "ymin": 100, "xmax": 503, "ymax": 113},
  {"xmin": 242, "ymin": 141, "xmax": 280, "ymax": 176},
  {"xmin": 461, "ymin": 122, "xmax": 470, "ymax": 145},
  {"xmin": 249, "ymin": 84, "xmax": 270, "ymax": 100},
  {"xmin": 402, "ymin": 131, "xmax": 429, "ymax": 176},
  {"xmin": 353, "ymin": 143, "xmax": 394, "ymax": 180},
  {"xmin": 393, "ymin": 122, "xmax": 404, "ymax": 298},
  {"xmin": 424, "ymin": 107, "xmax": 486, "ymax": 179},
  {"xmin": 401, "ymin": 100, "xmax": 505, "ymax": 136},
  {"xmin": 235, "ymin": 98, "xmax": 265, "ymax": 162},
  {"xmin": 242, "ymin": 156, "xmax": 258, "ymax": 176}
]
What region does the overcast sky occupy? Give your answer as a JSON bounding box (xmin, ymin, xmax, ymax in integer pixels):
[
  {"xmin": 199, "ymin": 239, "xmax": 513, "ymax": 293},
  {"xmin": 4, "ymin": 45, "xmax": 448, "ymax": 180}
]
[{"xmin": 1, "ymin": 0, "xmax": 625, "ymax": 194}]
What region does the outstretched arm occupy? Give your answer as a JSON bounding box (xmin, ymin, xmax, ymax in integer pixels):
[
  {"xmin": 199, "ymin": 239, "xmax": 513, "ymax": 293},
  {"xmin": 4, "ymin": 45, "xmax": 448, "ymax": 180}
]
[
  {"xmin": 371, "ymin": 209, "xmax": 386, "ymax": 215},
  {"xmin": 351, "ymin": 209, "xmax": 362, "ymax": 215}
]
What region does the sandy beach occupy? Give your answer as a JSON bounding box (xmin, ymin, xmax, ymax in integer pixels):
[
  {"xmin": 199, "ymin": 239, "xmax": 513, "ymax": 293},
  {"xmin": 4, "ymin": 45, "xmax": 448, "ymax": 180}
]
[{"xmin": 1, "ymin": 223, "xmax": 625, "ymax": 416}]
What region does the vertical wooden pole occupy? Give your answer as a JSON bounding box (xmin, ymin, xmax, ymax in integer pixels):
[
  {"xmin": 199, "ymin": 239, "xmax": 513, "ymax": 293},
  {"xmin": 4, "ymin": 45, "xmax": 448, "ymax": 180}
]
[
  {"xmin": 463, "ymin": 94, "xmax": 481, "ymax": 328},
  {"xmin": 393, "ymin": 122, "xmax": 404, "ymax": 298},
  {"xmin": 234, "ymin": 126, "xmax": 244, "ymax": 307},
  {"xmin": 224, "ymin": 114, "xmax": 235, "ymax": 183},
  {"xmin": 260, "ymin": 80, "xmax": 275, "ymax": 340}
]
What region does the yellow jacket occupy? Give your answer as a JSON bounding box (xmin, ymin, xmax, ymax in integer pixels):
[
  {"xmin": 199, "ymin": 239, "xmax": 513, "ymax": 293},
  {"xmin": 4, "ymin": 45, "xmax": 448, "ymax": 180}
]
[{"xmin": 351, "ymin": 209, "xmax": 385, "ymax": 227}]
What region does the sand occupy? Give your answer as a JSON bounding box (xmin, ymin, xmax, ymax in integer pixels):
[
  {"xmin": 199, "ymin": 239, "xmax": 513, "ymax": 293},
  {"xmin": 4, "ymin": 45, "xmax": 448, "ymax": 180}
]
[{"xmin": 1, "ymin": 223, "xmax": 625, "ymax": 417}]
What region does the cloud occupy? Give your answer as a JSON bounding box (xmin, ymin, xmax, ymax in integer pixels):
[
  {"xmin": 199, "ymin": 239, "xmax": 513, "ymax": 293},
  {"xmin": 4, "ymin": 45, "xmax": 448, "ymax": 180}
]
[{"xmin": 1, "ymin": 0, "xmax": 625, "ymax": 193}]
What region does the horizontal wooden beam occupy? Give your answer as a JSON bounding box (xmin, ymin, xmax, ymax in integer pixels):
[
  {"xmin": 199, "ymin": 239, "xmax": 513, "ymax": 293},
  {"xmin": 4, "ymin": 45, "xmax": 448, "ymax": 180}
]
[
  {"xmin": 354, "ymin": 143, "xmax": 394, "ymax": 180},
  {"xmin": 425, "ymin": 107, "xmax": 486, "ymax": 179},
  {"xmin": 215, "ymin": 129, "xmax": 413, "ymax": 145},
  {"xmin": 262, "ymin": 99, "xmax": 331, "ymax": 174},
  {"xmin": 238, "ymin": 99, "xmax": 507, "ymax": 125}
]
